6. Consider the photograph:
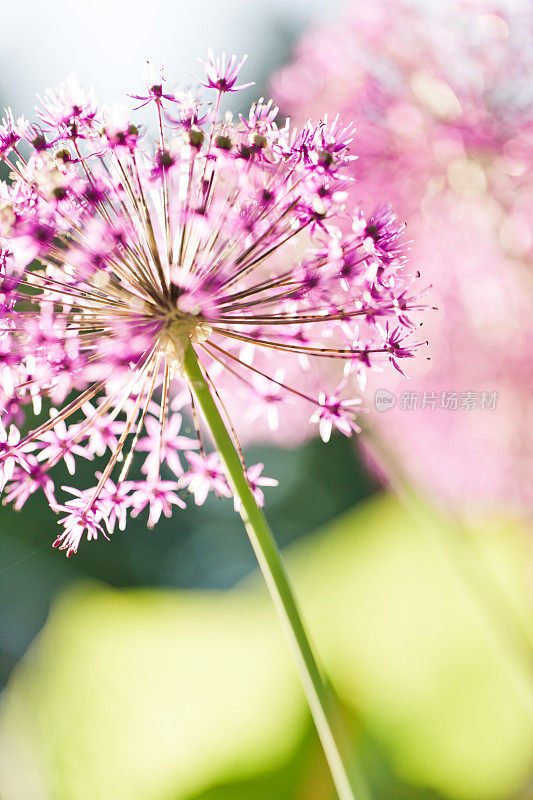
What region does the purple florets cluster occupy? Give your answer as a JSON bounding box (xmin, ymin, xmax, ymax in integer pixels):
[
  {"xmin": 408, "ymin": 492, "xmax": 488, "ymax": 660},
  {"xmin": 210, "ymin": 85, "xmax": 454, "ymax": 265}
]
[{"xmin": 0, "ymin": 54, "xmax": 423, "ymax": 555}]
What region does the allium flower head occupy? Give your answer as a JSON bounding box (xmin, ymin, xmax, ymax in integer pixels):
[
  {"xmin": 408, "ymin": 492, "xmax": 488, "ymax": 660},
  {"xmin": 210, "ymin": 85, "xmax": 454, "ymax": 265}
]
[{"xmin": 0, "ymin": 53, "xmax": 422, "ymax": 554}]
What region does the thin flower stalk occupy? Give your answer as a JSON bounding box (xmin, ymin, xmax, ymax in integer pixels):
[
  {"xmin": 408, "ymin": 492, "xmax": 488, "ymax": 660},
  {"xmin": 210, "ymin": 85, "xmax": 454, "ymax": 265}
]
[{"xmin": 183, "ymin": 342, "xmax": 368, "ymax": 800}]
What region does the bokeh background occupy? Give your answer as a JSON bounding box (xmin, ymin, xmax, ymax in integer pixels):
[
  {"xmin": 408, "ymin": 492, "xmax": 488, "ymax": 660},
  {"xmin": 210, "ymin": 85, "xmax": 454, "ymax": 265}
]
[{"xmin": 1, "ymin": 1, "xmax": 533, "ymax": 799}]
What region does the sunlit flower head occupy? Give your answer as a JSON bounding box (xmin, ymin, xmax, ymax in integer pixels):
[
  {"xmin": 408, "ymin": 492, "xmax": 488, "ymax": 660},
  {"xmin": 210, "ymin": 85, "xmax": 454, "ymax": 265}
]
[{"xmin": 0, "ymin": 53, "xmax": 423, "ymax": 554}]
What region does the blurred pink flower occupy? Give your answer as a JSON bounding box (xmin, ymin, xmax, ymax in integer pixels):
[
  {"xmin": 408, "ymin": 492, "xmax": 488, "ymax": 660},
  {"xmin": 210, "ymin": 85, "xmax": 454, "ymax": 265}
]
[{"xmin": 273, "ymin": 0, "xmax": 533, "ymax": 514}]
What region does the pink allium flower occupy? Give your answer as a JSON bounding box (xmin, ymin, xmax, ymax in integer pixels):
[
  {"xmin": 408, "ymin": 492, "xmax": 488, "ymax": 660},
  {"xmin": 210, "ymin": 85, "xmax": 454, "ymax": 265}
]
[
  {"xmin": 136, "ymin": 412, "xmax": 198, "ymax": 480},
  {"xmin": 199, "ymin": 50, "xmax": 254, "ymax": 94},
  {"xmin": 180, "ymin": 452, "xmax": 232, "ymax": 506},
  {"xmin": 241, "ymin": 462, "xmax": 279, "ymax": 509},
  {"xmin": 0, "ymin": 53, "xmax": 421, "ymax": 554},
  {"xmin": 0, "ymin": 420, "xmax": 20, "ymax": 491},
  {"xmin": 273, "ymin": 0, "xmax": 533, "ymax": 514},
  {"xmin": 130, "ymin": 479, "xmax": 185, "ymax": 529}
]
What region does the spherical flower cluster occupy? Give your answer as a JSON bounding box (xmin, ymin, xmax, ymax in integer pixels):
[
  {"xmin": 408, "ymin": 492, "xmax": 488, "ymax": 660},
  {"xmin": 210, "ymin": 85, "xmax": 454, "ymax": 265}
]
[
  {"xmin": 273, "ymin": 0, "xmax": 533, "ymax": 514},
  {"xmin": 0, "ymin": 54, "xmax": 421, "ymax": 554}
]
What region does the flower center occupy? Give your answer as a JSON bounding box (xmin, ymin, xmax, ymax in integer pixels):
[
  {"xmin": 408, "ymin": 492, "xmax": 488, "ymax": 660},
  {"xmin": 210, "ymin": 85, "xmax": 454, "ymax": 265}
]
[{"xmin": 160, "ymin": 313, "xmax": 212, "ymax": 377}]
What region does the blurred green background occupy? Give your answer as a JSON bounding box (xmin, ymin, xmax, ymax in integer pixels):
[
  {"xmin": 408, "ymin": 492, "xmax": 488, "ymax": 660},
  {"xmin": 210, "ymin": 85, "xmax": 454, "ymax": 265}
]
[
  {"xmin": 0, "ymin": 434, "xmax": 376, "ymax": 682},
  {"xmin": 2, "ymin": 431, "xmax": 533, "ymax": 800}
]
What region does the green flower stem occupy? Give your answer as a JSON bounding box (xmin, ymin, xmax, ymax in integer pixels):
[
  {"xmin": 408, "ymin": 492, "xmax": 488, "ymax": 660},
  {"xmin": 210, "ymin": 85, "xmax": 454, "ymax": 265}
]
[{"xmin": 183, "ymin": 343, "xmax": 365, "ymax": 800}]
